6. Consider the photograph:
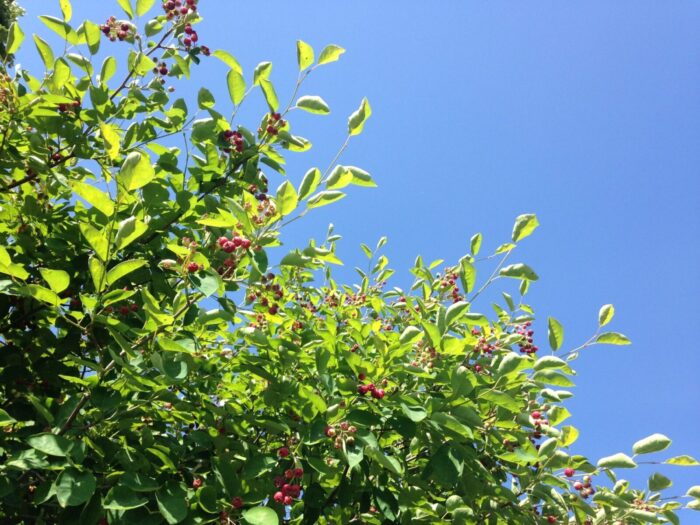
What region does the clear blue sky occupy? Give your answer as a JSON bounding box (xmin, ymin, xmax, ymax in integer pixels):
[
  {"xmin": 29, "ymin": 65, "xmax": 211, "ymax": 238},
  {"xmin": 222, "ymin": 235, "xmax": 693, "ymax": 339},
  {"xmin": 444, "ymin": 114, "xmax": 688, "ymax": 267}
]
[{"xmin": 16, "ymin": 0, "xmax": 699, "ymax": 512}]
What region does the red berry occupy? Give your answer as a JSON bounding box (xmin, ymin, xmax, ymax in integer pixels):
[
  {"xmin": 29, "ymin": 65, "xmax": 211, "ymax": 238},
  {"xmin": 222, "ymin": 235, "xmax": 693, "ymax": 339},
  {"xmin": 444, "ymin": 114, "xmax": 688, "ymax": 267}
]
[
  {"xmin": 283, "ymin": 495, "xmax": 293, "ymax": 505},
  {"xmin": 573, "ymin": 481, "xmax": 583, "ymax": 490},
  {"xmin": 232, "ymin": 496, "xmax": 243, "ymax": 508},
  {"xmin": 547, "ymin": 517, "xmax": 557, "ymax": 524},
  {"xmin": 186, "ymin": 262, "xmax": 199, "ymax": 273},
  {"xmin": 273, "ymin": 491, "xmax": 284, "ymax": 503},
  {"xmin": 358, "ymin": 372, "xmax": 366, "ymax": 381},
  {"xmin": 183, "ymin": 37, "xmax": 192, "ymax": 47},
  {"xmin": 357, "ymin": 384, "xmax": 369, "ymax": 395},
  {"xmin": 531, "ymin": 410, "xmax": 541, "ymax": 420},
  {"xmin": 564, "ymin": 468, "xmax": 575, "ymax": 477},
  {"xmin": 240, "ymin": 238, "xmax": 251, "ymax": 249},
  {"xmin": 284, "ymin": 469, "xmax": 294, "ymax": 479},
  {"xmin": 192, "ymin": 478, "xmax": 202, "ymax": 489},
  {"xmin": 278, "ymin": 447, "xmax": 289, "ymax": 458},
  {"xmin": 371, "ymin": 388, "xmax": 385, "ymax": 399},
  {"xmin": 217, "ymin": 236, "xmax": 229, "ymax": 246},
  {"xmin": 119, "ymin": 305, "xmax": 130, "ymax": 316},
  {"xmin": 294, "ymin": 468, "xmax": 303, "ymax": 478}
]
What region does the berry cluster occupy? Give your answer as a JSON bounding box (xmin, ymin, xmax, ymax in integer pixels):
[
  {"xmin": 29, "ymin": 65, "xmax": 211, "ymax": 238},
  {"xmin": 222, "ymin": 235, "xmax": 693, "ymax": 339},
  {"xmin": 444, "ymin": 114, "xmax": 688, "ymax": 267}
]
[
  {"xmin": 99, "ymin": 17, "xmax": 132, "ymax": 42},
  {"xmin": 438, "ymin": 268, "xmax": 462, "ymax": 303},
  {"xmin": 571, "ymin": 475, "xmax": 595, "ymax": 499},
  {"xmin": 516, "ymin": 321, "xmax": 538, "ymax": 355},
  {"xmin": 263, "ymin": 112, "xmax": 286, "ymax": 136},
  {"xmin": 57, "ymin": 100, "xmax": 81, "ymax": 114},
  {"xmin": 222, "ymin": 130, "xmax": 245, "ymax": 154},
  {"xmin": 104, "ymin": 301, "xmax": 139, "ymax": 316},
  {"xmin": 162, "ymin": 0, "xmax": 197, "ymax": 19},
  {"xmin": 410, "ymin": 340, "xmax": 440, "ymax": 368},
  {"xmin": 186, "ymin": 262, "xmax": 201, "ymax": 273},
  {"xmin": 325, "ymin": 421, "xmax": 358, "ymax": 448},
  {"xmin": 217, "ymin": 234, "xmax": 252, "ymax": 253},
  {"xmin": 357, "ymin": 380, "xmax": 385, "ymax": 399},
  {"xmin": 153, "ymin": 62, "xmax": 169, "ymax": 78},
  {"xmin": 530, "ymin": 409, "xmax": 549, "ymax": 440},
  {"xmin": 472, "ymin": 329, "xmax": 496, "ymax": 355},
  {"xmin": 182, "ymin": 22, "xmax": 199, "ymax": 49}
]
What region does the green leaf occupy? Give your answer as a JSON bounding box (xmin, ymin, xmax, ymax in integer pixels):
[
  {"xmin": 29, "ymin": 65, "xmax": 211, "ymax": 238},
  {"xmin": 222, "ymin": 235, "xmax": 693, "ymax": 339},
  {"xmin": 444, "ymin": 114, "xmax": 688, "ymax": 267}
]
[
  {"xmin": 27, "ymin": 433, "xmax": 72, "ymax": 456},
  {"xmin": 39, "ymin": 269, "xmax": 70, "ymax": 294},
  {"xmin": 348, "ymin": 97, "xmax": 372, "ymax": 136},
  {"xmin": 633, "ymin": 433, "xmax": 672, "ymax": 455},
  {"xmin": 99, "ymin": 123, "xmax": 121, "ymax": 161},
  {"xmin": 499, "ymin": 263, "xmax": 539, "ymax": 281},
  {"xmin": 297, "ymin": 95, "xmax": 330, "ymax": 115},
  {"xmin": 401, "ymin": 403, "xmax": 427, "ymax": 422},
  {"xmin": 665, "ymin": 455, "xmax": 699, "ymax": 466},
  {"xmin": 116, "ymin": 0, "xmax": 134, "ymax": 18},
  {"xmin": 54, "ymin": 468, "xmax": 96, "ymax": 507},
  {"xmin": 365, "ymin": 447, "xmax": 403, "ymax": 476},
  {"xmin": 6, "ymin": 22, "xmax": 24, "ymax": 55},
  {"xmin": 259, "ymin": 79, "xmax": 279, "ymax": 112},
  {"xmin": 114, "ymin": 217, "xmax": 148, "ymax": 250},
  {"xmin": 596, "ymin": 332, "xmax": 631, "ymax": 346},
  {"xmin": 253, "ymin": 61, "xmax": 272, "ymax": 85},
  {"xmin": 318, "ymin": 44, "xmax": 345, "ymax": 65},
  {"xmin": 72, "ymin": 180, "xmax": 115, "ymax": 216},
  {"xmin": 470, "ymin": 233, "xmax": 482, "ymax": 256},
  {"xmin": 213, "ymin": 50, "xmax": 243, "ymax": 73},
  {"xmin": 686, "ymin": 486, "xmax": 700, "ymax": 498},
  {"xmin": 82, "ymin": 20, "xmax": 101, "ymax": 55},
  {"xmin": 39, "ymin": 16, "xmax": 82, "ymax": 45},
  {"xmin": 197, "ymin": 87, "xmax": 215, "ymax": 109},
  {"xmin": 560, "ymin": 425, "xmax": 579, "ymax": 447},
  {"xmin": 100, "ymin": 56, "xmax": 117, "ymax": 83},
  {"xmin": 598, "ymin": 304, "xmax": 615, "ymax": 326},
  {"xmin": 88, "ymin": 256, "xmax": 105, "ymax": 292},
  {"xmin": 79, "ymin": 223, "xmax": 109, "ymax": 261},
  {"xmin": 325, "ymin": 166, "xmax": 353, "ymax": 190},
  {"xmin": 19, "ymin": 284, "xmax": 61, "ymax": 306},
  {"xmin": 275, "ymin": 180, "xmax": 298, "ymax": 216},
  {"xmin": 648, "ymin": 472, "xmax": 672, "ymax": 492},
  {"xmin": 307, "ymin": 190, "xmax": 346, "ymax": 209},
  {"xmin": 399, "ymin": 326, "xmax": 422, "ymax": 345},
  {"xmin": 33, "ymin": 35, "xmax": 55, "ymax": 70},
  {"xmin": 512, "ymin": 213, "xmax": 539, "ymax": 242},
  {"xmin": 297, "ymin": 40, "xmax": 314, "ymax": 70},
  {"xmin": 136, "ymin": 0, "xmax": 156, "ymax": 16},
  {"xmin": 59, "ymin": 0, "xmax": 73, "ymax": 21},
  {"xmin": 227, "ymin": 70, "xmax": 246, "ymax": 105},
  {"xmin": 197, "ymin": 485, "xmax": 218, "ymax": 513},
  {"xmin": 104, "ymin": 485, "xmax": 148, "ymax": 510},
  {"xmin": 119, "ymin": 151, "xmax": 155, "ymax": 191},
  {"xmin": 345, "ymin": 166, "xmax": 376, "ymax": 187},
  {"xmin": 106, "ymin": 259, "xmax": 148, "ymax": 286},
  {"xmin": 242, "ymin": 506, "xmax": 279, "ymax": 525},
  {"xmin": 597, "ymin": 452, "xmax": 637, "ymax": 469},
  {"xmin": 533, "ymin": 369, "xmax": 575, "ymax": 387},
  {"xmin": 547, "ymin": 316, "xmax": 564, "ymax": 351},
  {"xmin": 460, "ymin": 259, "xmax": 476, "ymax": 294},
  {"xmin": 298, "ymin": 168, "xmax": 321, "ymax": 200},
  {"xmin": 445, "ymin": 301, "xmax": 469, "ymax": 327},
  {"xmin": 0, "ymin": 408, "xmax": 17, "ymax": 427}
]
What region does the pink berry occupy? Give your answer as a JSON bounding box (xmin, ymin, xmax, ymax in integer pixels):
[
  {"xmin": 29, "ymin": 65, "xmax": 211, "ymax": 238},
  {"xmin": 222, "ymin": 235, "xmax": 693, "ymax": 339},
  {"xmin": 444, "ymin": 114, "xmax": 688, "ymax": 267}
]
[
  {"xmin": 278, "ymin": 447, "xmax": 289, "ymax": 458},
  {"xmin": 564, "ymin": 468, "xmax": 575, "ymax": 477}
]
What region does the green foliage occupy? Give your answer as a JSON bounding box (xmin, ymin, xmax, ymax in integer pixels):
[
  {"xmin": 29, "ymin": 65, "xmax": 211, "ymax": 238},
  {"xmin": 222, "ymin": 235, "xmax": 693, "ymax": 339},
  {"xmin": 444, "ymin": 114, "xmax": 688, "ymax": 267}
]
[{"xmin": 0, "ymin": 2, "xmax": 696, "ymax": 524}]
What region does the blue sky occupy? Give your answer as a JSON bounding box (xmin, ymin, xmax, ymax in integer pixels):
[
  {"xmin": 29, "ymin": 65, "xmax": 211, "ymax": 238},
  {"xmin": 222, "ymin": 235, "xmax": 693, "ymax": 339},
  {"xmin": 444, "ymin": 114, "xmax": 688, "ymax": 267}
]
[{"xmin": 16, "ymin": 0, "xmax": 699, "ymax": 514}]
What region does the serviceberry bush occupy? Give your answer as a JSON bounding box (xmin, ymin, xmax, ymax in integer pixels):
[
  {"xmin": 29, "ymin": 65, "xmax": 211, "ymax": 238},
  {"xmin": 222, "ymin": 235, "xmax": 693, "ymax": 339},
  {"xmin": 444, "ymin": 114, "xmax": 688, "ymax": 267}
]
[{"xmin": 0, "ymin": 1, "xmax": 698, "ymax": 524}]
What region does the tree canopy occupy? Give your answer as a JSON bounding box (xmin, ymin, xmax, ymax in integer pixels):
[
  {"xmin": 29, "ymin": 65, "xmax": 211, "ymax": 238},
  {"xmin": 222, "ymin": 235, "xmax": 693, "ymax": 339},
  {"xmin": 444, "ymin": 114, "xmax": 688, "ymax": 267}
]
[{"xmin": 0, "ymin": 1, "xmax": 697, "ymax": 524}]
